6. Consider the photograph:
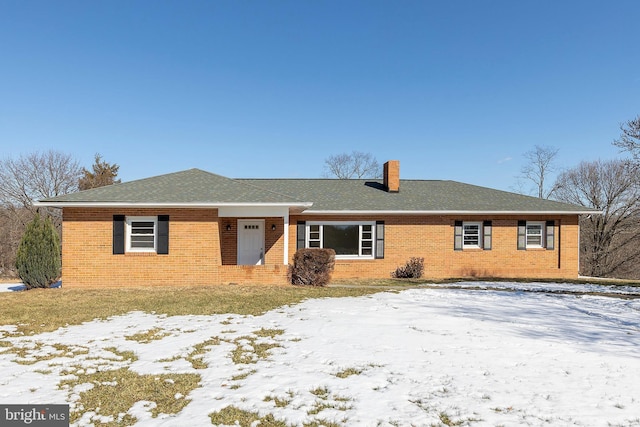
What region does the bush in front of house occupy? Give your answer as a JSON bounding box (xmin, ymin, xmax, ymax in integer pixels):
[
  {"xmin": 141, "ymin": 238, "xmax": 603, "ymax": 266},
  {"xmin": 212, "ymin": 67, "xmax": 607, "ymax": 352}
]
[
  {"xmin": 15, "ymin": 214, "xmax": 61, "ymax": 290},
  {"xmin": 288, "ymin": 248, "xmax": 336, "ymax": 286},
  {"xmin": 391, "ymin": 257, "xmax": 424, "ymax": 279}
]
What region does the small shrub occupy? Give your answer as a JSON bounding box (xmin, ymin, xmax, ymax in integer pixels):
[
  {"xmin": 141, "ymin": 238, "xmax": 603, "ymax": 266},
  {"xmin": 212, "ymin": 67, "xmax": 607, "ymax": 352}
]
[
  {"xmin": 391, "ymin": 257, "xmax": 424, "ymax": 279},
  {"xmin": 15, "ymin": 214, "xmax": 61, "ymax": 289},
  {"xmin": 288, "ymin": 248, "xmax": 336, "ymax": 286}
]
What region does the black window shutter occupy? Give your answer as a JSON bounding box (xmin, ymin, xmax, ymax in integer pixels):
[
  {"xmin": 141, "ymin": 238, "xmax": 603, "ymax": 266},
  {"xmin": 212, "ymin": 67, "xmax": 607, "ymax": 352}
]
[
  {"xmin": 296, "ymin": 221, "xmax": 306, "ymax": 250},
  {"xmin": 113, "ymin": 215, "xmax": 125, "ymax": 255},
  {"xmin": 483, "ymin": 220, "xmax": 492, "ymax": 250},
  {"xmin": 157, "ymin": 215, "xmax": 169, "ymax": 255},
  {"xmin": 454, "ymin": 220, "xmax": 463, "ymax": 250},
  {"xmin": 546, "ymin": 220, "xmax": 555, "ymax": 250},
  {"xmin": 517, "ymin": 220, "xmax": 526, "ymax": 250},
  {"xmin": 375, "ymin": 221, "xmax": 385, "ymax": 259}
]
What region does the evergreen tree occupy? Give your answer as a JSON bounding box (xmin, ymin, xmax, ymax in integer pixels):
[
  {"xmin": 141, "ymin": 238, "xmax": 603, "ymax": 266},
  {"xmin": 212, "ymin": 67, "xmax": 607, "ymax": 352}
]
[
  {"xmin": 15, "ymin": 214, "xmax": 61, "ymax": 289},
  {"xmin": 78, "ymin": 153, "xmax": 121, "ymax": 190}
]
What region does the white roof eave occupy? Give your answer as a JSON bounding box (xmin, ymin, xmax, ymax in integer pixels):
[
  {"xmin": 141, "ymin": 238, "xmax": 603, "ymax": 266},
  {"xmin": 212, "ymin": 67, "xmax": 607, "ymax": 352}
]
[
  {"xmin": 299, "ymin": 209, "xmax": 601, "ymax": 216},
  {"xmin": 33, "ymin": 202, "xmax": 599, "ymax": 216},
  {"xmin": 33, "ymin": 201, "xmax": 314, "ymax": 209}
]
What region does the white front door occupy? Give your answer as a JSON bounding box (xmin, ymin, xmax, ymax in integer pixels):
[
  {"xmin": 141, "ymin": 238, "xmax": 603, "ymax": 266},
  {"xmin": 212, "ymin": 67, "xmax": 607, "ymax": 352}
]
[{"xmin": 237, "ymin": 220, "xmax": 264, "ymax": 265}]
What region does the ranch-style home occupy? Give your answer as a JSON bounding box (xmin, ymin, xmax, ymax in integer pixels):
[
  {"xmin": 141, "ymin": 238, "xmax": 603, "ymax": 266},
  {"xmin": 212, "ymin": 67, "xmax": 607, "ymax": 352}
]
[{"xmin": 38, "ymin": 161, "xmax": 596, "ymax": 287}]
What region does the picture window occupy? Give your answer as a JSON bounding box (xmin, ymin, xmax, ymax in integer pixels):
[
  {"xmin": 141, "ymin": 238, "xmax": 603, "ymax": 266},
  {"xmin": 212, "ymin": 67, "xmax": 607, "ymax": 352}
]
[{"xmin": 306, "ymin": 221, "xmax": 375, "ymax": 259}]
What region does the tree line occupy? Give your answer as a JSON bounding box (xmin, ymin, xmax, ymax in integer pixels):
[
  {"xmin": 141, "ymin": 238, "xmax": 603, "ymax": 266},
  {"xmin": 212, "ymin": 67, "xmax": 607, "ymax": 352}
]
[
  {"xmin": 2, "ymin": 116, "xmax": 640, "ymax": 280},
  {"xmin": 513, "ymin": 118, "xmax": 640, "ymax": 279},
  {"xmin": 0, "ymin": 152, "xmax": 120, "ymax": 277},
  {"xmin": 325, "ymin": 117, "xmax": 640, "ymax": 279}
]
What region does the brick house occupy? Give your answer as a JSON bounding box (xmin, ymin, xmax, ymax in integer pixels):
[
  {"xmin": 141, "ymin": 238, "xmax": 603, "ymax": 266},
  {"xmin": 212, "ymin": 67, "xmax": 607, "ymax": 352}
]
[{"xmin": 38, "ymin": 161, "xmax": 596, "ymax": 287}]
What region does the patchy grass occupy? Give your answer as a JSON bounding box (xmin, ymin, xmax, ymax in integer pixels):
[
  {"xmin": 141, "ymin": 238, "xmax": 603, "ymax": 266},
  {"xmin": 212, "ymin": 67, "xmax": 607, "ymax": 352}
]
[
  {"xmin": 437, "ymin": 412, "xmax": 463, "ymax": 426},
  {"xmin": 231, "ymin": 369, "xmax": 257, "ymax": 381},
  {"xmin": 209, "ymin": 405, "xmax": 347, "ymax": 427},
  {"xmin": 0, "ymin": 285, "xmax": 387, "ymax": 335},
  {"xmin": 335, "ymin": 367, "xmax": 363, "ymax": 378},
  {"xmin": 104, "ymin": 347, "xmax": 137, "ymax": 362},
  {"xmin": 436, "ymin": 411, "xmax": 483, "ymax": 426},
  {"xmin": 231, "ymin": 329, "xmax": 284, "ymax": 364},
  {"xmin": 308, "ymin": 386, "xmax": 352, "ymax": 416},
  {"xmin": 124, "ymin": 327, "xmax": 170, "ymax": 343},
  {"xmin": 254, "ymin": 327, "xmax": 285, "ymax": 338},
  {"xmin": 59, "ymin": 368, "xmax": 200, "ymax": 426},
  {"xmin": 4, "ymin": 342, "xmax": 89, "ymax": 365},
  {"xmin": 264, "ymin": 390, "xmax": 294, "ymax": 408},
  {"xmin": 310, "ymin": 386, "xmax": 330, "ymax": 399},
  {"xmin": 303, "ymin": 420, "xmax": 345, "ymax": 427},
  {"xmin": 186, "ymin": 328, "xmax": 284, "ymax": 369},
  {"xmin": 185, "ymin": 337, "xmax": 221, "ymax": 369},
  {"xmin": 411, "ymin": 398, "xmax": 482, "ymax": 426},
  {"xmin": 209, "ymin": 406, "xmax": 288, "ymax": 427}
]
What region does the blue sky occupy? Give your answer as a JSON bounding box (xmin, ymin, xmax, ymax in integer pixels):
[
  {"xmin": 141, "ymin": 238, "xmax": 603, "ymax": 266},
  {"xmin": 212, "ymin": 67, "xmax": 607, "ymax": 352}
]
[{"xmin": 1, "ymin": 1, "xmax": 638, "ymax": 193}]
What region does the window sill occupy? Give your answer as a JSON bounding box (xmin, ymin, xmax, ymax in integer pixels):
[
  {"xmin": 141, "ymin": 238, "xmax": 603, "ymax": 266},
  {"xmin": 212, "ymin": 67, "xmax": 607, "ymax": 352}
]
[{"xmin": 124, "ymin": 251, "xmax": 157, "ymax": 256}]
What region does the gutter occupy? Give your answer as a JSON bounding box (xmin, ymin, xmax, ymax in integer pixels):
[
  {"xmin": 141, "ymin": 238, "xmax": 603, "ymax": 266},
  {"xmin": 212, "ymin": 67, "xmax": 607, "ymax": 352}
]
[
  {"xmin": 33, "ymin": 202, "xmax": 599, "ymax": 216},
  {"xmin": 301, "ymin": 209, "xmax": 601, "ymax": 215},
  {"xmin": 33, "ymin": 201, "xmax": 314, "ymax": 209}
]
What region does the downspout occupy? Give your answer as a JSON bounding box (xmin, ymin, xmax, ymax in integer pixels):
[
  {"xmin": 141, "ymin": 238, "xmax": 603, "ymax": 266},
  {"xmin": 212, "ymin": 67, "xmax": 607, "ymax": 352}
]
[
  {"xmin": 577, "ymin": 216, "xmax": 581, "ymax": 276},
  {"xmin": 557, "ymin": 218, "xmax": 562, "ymax": 270},
  {"xmin": 283, "ymin": 211, "xmax": 289, "ymax": 265}
]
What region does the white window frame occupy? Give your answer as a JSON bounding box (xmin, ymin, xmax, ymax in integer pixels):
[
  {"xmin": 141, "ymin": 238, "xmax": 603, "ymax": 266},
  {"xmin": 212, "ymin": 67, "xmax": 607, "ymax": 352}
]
[
  {"xmin": 526, "ymin": 221, "xmax": 545, "ymax": 249},
  {"xmin": 462, "ymin": 221, "xmax": 482, "ymax": 249},
  {"xmin": 126, "ymin": 216, "xmax": 157, "ymax": 253},
  {"xmin": 306, "ymin": 221, "xmax": 376, "ymax": 260}
]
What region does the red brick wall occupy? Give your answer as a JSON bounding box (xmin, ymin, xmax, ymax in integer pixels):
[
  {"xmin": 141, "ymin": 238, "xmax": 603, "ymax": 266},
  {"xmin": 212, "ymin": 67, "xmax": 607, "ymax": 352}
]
[
  {"xmin": 289, "ymin": 214, "xmax": 580, "ymax": 280},
  {"xmin": 61, "ymin": 208, "xmax": 581, "ymax": 288},
  {"xmin": 62, "ymin": 208, "xmax": 286, "ymax": 287}
]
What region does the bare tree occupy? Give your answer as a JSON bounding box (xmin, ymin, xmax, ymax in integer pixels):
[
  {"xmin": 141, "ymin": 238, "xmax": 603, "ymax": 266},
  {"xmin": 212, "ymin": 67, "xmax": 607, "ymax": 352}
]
[
  {"xmin": 0, "ymin": 150, "xmax": 81, "ymax": 214},
  {"xmin": 78, "ymin": 153, "xmax": 121, "ymax": 190},
  {"xmin": 0, "ymin": 209, "xmax": 30, "ymax": 278},
  {"xmin": 613, "ymin": 115, "xmax": 640, "ymax": 162},
  {"xmin": 519, "ymin": 145, "xmax": 559, "ymax": 199},
  {"xmin": 553, "ymin": 159, "xmax": 640, "ymax": 278},
  {"xmin": 0, "ymin": 150, "xmax": 81, "ymax": 277},
  {"xmin": 323, "ymin": 151, "xmax": 382, "ymax": 179}
]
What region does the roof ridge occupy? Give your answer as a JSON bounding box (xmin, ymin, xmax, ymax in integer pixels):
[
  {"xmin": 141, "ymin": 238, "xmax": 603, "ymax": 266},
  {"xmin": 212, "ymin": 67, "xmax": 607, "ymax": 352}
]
[
  {"xmin": 228, "ymin": 176, "xmax": 306, "ymax": 202},
  {"xmin": 179, "ymin": 169, "xmax": 307, "ymax": 203},
  {"xmin": 37, "ymin": 168, "xmax": 596, "ymax": 213}
]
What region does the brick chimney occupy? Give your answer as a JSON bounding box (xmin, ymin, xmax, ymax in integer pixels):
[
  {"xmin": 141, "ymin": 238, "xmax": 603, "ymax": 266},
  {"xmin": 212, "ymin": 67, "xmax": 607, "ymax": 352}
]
[{"xmin": 383, "ymin": 160, "xmax": 400, "ymax": 192}]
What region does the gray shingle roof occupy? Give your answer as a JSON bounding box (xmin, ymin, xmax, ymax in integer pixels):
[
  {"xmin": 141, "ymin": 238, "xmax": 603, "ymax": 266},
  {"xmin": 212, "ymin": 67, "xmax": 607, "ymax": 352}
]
[
  {"xmin": 38, "ymin": 168, "xmax": 596, "ymax": 213},
  {"xmin": 39, "ymin": 169, "xmax": 305, "ymax": 205},
  {"xmin": 240, "ymin": 179, "xmax": 595, "ymax": 213}
]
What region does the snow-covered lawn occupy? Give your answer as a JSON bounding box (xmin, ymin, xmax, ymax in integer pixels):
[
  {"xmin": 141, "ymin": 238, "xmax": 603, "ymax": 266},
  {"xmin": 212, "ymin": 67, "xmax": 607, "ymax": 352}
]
[{"xmin": 1, "ymin": 282, "xmax": 639, "ymax": 426}]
